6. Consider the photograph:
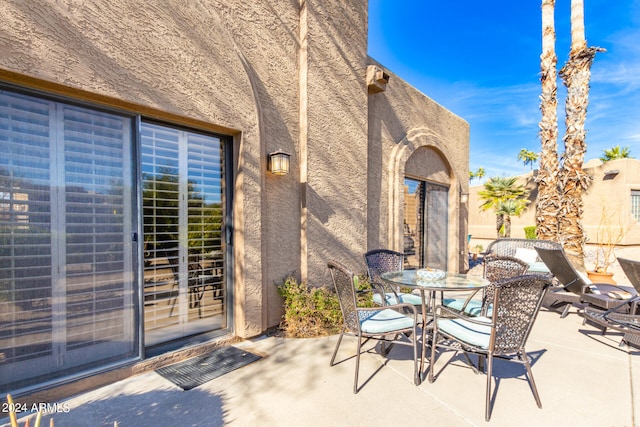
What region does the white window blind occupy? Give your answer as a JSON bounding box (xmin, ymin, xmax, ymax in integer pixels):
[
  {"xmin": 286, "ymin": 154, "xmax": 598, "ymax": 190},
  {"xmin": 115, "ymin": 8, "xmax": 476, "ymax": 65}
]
[
  {"xmin": 0, "ymin": 90, "xmax": 136, "ymax": 392},
  {"xmin": 142, "ymin": 123, "xmax": 226, "ymax": 345}
]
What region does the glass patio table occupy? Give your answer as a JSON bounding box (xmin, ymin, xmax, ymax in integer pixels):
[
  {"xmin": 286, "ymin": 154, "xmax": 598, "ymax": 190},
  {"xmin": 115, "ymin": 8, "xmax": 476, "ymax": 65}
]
[{"xmin": 380, "ymin": 270, "xmax": 490, "ymax": 383}]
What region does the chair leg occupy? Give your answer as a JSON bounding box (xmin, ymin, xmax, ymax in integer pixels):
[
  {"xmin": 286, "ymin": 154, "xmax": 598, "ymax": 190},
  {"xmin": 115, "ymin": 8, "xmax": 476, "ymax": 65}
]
[
  {"xmin": 485, "ymin": 354, "xmax": 493, "ymax": 422},
  {"xmin": 522, "ymin": 353, "xmax": 542, "ymax": 408},
  {"xmin": 412, "ymin": 326, "xmax": 420, "ymax": 385},
  {"xmin": 428, "ymin": 329, "xmax": 438, "ymax": 383},
  {"xmin": 354, "ymin": 334, "xmax": 363, "ymax": 393},
  {"xmin": 330, "ymin": 327, "xmax": 346, "ymax": 366},
  {"xmin": 466, "ymin": 353, "xmax": 482, "ymax": 374}
]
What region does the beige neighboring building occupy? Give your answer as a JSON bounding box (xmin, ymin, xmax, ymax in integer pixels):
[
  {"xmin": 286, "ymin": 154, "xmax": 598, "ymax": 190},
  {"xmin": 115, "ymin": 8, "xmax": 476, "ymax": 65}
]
[
  {"xmin": 0, "ymin": 1, "xmax": 470, "ymax": 397},
  {"xmin": 468, "ymin": 158, "xmax": 640, "ymax": 246}
]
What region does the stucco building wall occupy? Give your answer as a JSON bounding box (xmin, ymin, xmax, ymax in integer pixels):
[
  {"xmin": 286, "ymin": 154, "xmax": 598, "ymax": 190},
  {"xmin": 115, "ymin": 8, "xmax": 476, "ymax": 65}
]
[
  {"xmin": 368, "ymin": 69, "xmax": 469, "ymax": 272},
  {"xmin": 468, "ymin": 158, "xmax": 640, "ymax": 248},
  {"xmin": 0, "ymin": 0, "xmax": 470, "ymax": 391}
]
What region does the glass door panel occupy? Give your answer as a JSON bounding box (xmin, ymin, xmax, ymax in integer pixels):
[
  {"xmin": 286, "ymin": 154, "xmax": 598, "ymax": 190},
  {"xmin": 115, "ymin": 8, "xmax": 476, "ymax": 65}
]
[
  {"xmin": 404, "ymin": 178, "xmax": 449, "ymax": 270},
  {"xmin": 424, "ymin": 185, "xmax": 449, "ymax": 271},
  {"xmin": 0, "ymin": 90, "xmax": 136, "ymax": 393},
  {"xmin": 142, "ymin": 123, "xmax": 227, "ymax": 346}
]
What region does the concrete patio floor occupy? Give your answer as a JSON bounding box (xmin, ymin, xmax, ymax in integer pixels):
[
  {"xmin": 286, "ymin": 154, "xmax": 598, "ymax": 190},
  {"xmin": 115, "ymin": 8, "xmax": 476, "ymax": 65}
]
[{"xmin": 2, "ymin": 307, "xmax": 638, "ymax": 426}]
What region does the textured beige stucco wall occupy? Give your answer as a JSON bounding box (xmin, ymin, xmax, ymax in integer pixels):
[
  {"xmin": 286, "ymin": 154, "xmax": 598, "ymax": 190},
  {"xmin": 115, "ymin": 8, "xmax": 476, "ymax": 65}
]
[
  {"xmin": 1, "ymin": 0, "xmax": 472, "ymax": 340},
  {"xmin": 303, "ymin": 1, "xmax": 369, "ymax": 285},
  {"xmin": 0, "ymin": 0, "xmax": 298, "ymax": 337},
  {"xmin": 367, "ymin": 67, "xmax": 470, "ymax": 273},
  {"xmin": 468, "ymin": 158, "xmax": 640, "ymax": 247},
  {"xmin": 212, "ymin": 2, "xmax": 301, "ymax": 333}
]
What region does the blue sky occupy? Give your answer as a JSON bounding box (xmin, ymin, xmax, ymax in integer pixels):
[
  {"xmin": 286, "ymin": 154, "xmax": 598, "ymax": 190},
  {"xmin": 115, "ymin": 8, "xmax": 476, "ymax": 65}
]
[{"xmin": 368, "ymin": 0, "xmax": 640, "ymax": 180}]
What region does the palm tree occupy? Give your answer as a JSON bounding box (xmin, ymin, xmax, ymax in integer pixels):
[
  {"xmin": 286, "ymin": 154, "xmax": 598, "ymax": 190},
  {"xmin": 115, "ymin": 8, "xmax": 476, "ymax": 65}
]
[
  {"xmin": 469, "ymin": 167, "xmax": 486, "ymax": 182},
  {"xmin": 536, "ymin": 0, "xmax": 561, "ymax": 242},
  {"xmin": 600, "ymin": 145, "xmax": 632, "ymax": 162},
  {"xmin": 495, "ymin": 199, "xmax": 530, "ymax": 237},
  {"xmin": 558, "ymin": 0, "xmax": 605, "ymax": 264},
  {"xmin": 517, "ymin": 149, "xmax": 539, "ymax": 171},
  {"xmin": 478, "ymin": 177, "xmax": 528, "ymax": 238}
]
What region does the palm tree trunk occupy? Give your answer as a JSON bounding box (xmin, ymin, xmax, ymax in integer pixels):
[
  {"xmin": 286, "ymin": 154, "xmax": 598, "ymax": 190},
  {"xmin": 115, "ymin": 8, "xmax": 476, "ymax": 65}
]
[
  {"xmin": 503, "ymin": 215, "xmax": 512, "ymax": 238},
  {"xmin": 496, "ymin": 214, "xmax": 504, "ymax": 238},
  {"xmin": 558, "ymin": 0, "xmax": 605, "ymax": 265},
  {"xmin": 536, "ymin": 0, "xmax": 561, "ymax": 241}
]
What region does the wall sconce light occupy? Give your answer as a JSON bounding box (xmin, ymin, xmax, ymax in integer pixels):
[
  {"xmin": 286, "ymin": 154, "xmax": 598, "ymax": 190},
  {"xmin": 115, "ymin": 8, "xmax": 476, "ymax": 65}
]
[
  {"xmin": 268, "ymin": 150, "xmax": 291, "ymax": 175},
  {"xmin": 460, "ymin": 192, "xmax": 469, "ymax": 204}
]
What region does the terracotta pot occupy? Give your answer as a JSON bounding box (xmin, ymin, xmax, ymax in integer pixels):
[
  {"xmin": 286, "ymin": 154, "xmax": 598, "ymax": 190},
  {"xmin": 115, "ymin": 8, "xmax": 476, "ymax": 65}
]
[{"xmin": 587, "ymin": 270, "xmax": 616, "ymax": 285}]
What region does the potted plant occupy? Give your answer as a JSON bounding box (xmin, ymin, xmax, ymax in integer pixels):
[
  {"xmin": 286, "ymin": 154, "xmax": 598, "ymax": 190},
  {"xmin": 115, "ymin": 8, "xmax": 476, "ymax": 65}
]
[
  {"xmin": 472, "ymin": 244, "xmax": 483, "ymax": 261},
  {"xmin": 587, "ymin": 207, "xmax": 626, "ymax": 284}
]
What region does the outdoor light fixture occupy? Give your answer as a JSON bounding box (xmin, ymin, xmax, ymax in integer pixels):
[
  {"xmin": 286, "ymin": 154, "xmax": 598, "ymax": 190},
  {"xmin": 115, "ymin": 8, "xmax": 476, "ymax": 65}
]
[
  {"xmin": 460, "ymin": 192, "xmax": 469, "ymax": 204},
  {"xmin": 268, "ymin": 150, "xmax": 291, "ymax": 175}
]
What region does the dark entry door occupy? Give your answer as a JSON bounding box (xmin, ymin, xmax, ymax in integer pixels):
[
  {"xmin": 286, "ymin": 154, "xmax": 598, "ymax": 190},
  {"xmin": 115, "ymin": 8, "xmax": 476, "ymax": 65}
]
[{"xmin": 404, "ymin": 178, "xmax": 449, "ymax": 270}]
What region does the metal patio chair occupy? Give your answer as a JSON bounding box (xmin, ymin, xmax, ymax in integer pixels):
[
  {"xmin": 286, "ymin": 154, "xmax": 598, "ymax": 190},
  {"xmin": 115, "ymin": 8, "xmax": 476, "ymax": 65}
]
[
  {"xmin": 364, "ymin": 249, "xmax": 422, "ymax": 307},
  {"xmin": 444, "ymin": 255, "xmax": 529, "ymax": 317},
  {"xmin": 535, "ymin": 247, "xmax": 638, "ymax": 317},
  {"xmin": 429, "ymin": 275, "xmax": 551, "ymax": 421},
  {"xmin": 484, "ymin": 238, "xmax": 562, "ymax": 260},
  {"xmin": 328, "ymin": 260, "xmax": 420, "ymax": 392}
]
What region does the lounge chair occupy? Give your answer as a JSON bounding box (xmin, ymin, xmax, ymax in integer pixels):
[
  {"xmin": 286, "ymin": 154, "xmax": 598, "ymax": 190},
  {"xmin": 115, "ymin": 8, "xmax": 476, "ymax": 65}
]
[
  {"xmin": 618, "ymin": 257, "xmax": 640, "ymax": 312},
  {"xmin": 328, "ymin": 260, "xmax": 420, "ymax": 392},
  {"xmin": 429, "ymin": 275, "xmax": 551, "ymax": 421},
  {"xmin": 583, "ymin": 306, "xmax": 640, "ymax": 349},
  {"xmin": 582, "ymin": 257, "xmax": 640, "ymax": 348},
  {"xmin": 535, "ymin": 247, "xmax": 638, "ymax": 317}
]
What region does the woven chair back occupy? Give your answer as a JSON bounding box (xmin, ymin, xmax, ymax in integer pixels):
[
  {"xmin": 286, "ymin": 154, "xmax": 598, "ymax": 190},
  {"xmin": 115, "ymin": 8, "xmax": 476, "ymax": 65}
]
[
  {"xmin": 486, "ymin": 238, "xmax": 561, "ymax": 260},
  {"xmin": 364, "ymin": 249, "xmax": 403, "ymax": 291},
  {"xmin": 491, "ymin": 275, "xmax": 551, "ymax": 354},
  {"xmin": 328, "ymin": 260, "xmax": 360, "ymax": 333},
  {"xmin": 483, "ymin": 255, "xmax": 530, "ymax": 305},
  {"xmin": 484, "ymin": 255, "xmax": 529, "ymax": 282}
]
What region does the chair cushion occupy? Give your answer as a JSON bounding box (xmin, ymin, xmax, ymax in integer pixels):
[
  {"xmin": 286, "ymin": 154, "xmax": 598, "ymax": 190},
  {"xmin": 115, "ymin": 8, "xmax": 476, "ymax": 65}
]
[
  {"xmin": 437, "ymin": 316, "xmax": 492, "ymax": 349},
  {"xmin": 373, "ymin": 292, "xmax": 422, "ymax": 306},
  {"xmin": 527, "ymin": 261, "xmax": 550, "ymax": 274},
  {"xmin": 515, "ymin": 248, "xmax": 538, "ymax": 264},
  {"xmin": 442, "ymin": 298, "xmax": 490, "ymax": 317},
  {"xmin": 360, "ymin": 309, "xmax": 415, "ymax": 334}
]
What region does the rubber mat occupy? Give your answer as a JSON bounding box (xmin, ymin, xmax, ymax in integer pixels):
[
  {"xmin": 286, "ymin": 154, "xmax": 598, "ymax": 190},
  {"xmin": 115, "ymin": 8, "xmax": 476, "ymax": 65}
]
[{"xmin": 156, "ymin": 346, "xmax": 262, "ymax": 390}]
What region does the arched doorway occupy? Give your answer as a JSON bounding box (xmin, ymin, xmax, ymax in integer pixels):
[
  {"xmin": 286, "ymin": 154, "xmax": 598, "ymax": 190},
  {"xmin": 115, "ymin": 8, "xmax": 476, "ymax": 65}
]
[{"xmin": 402, "ymin": 146, "xmax": 452, "ymax": 270}]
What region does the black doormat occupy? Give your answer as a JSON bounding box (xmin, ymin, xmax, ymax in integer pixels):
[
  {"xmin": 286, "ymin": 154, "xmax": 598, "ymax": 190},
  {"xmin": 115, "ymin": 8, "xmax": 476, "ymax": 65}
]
[{"xmin": 156, "ymin": 346, "xmax": 262, "ymax": 390}]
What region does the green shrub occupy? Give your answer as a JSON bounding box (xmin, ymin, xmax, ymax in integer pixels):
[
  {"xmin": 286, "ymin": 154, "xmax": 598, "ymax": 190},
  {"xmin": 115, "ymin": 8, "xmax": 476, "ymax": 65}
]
[
  {"xmin": 277, "ymin": 274, "xmax": 374, "ymax": 337},
  {"xmin": 524, "ymin": 226, "xmax": 537, "ymax": 239}
]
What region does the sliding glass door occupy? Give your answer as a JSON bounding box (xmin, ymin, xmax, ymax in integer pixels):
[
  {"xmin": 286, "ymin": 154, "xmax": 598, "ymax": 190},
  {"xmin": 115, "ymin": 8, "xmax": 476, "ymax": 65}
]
[
  {"xmin": 0, "ymin": 87, "xmax": 233, "ymax": 391},
  {"xmin": 141, "ymin": 123, "xmax": 228, "ymax": 346},
  {"xmin": 0, "ymin": 89, "xmax": 137, "ymax": 393}
]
